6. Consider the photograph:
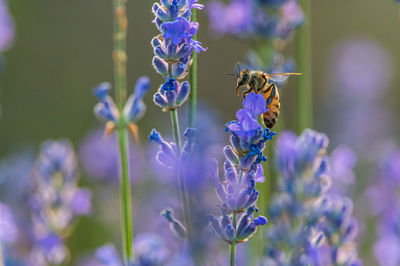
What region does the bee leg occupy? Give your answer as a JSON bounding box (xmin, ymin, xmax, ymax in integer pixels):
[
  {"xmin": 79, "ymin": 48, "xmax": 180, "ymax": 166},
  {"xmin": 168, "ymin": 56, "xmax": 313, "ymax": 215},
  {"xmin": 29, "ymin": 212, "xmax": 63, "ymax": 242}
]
[{"xmin": 242, "ymin": 87, "xmax": 253, "ymax": 98}]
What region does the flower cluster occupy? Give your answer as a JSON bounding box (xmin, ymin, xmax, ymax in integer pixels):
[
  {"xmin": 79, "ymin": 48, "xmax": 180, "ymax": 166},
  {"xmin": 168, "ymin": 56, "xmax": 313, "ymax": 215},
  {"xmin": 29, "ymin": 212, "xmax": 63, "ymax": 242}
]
[
  {"xmin": 29, "ymin": 140, "xmax": 91, "ymax": 264},
  {"xmin": 367, "ymin": 147, "xmax": 400, "ymax": 265},
  {"xmin": 149, "ymin": 127, "xmax": 197, "ymax": 236},
  {"xmin": 93, "ymin": 77, "xmax": 150, "ymax": 139},
  {"xmin": 207, "ymin": 0, "xmax": 303, "ymax": 40},
  {"xmin": 151, "ymin": 0, "xmax": 206, "ymax": 111},
  {"xmin": 90, "ymin": 233, "xmax": 169, "ymax": 266},
  {"xmin": 317, "ymin": 196, "xmax": 360, "ymax": 265},
  {"xmin": 0, "ymin": 0, "xmax": 14, "ymax": 53},
  {"xmin": 79, "ymin": 128, "xmax": 144, "ymax": 183},
  {"xmin": 265, "ymin": 130, "xmax": 361, "ymax": 265},
  {"xmin": 207, "ymin": 0, "xmax": 302, "ymax": 85},
  {"xmin": 208, "ymin": 93, "xmax": 274, "ymax": 244},
  {"xmin": 0, "ymin": 202, "xmax": 18, "ymax": 263}
]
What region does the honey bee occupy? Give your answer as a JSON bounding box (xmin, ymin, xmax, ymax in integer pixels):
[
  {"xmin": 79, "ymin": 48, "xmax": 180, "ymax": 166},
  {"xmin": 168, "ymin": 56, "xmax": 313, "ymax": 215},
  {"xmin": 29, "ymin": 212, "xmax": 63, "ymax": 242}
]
[{"xmin": 228, "ymin": 67, "xmax": 301, "ymax": 129}]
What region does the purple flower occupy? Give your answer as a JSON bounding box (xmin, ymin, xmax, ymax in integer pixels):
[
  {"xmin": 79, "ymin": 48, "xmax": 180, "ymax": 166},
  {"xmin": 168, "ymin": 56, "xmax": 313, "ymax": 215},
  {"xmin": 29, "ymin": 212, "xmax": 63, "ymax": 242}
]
[
  {"xmin": 266, "ymin": 130, "xmax": 361, "ymax": 265},
  {"xmin": 207, "ymin": 0, "xmax": 253, "ymax": 36},
  {"xmin": 226, "ymin": 93, "xmax": 268, "ymax": 140},
  {"xmin": 0, "ymin": 202, "xmax": 18, "ymax": 244},
  {"xmin": 93, "ymin": 82, "xmax": 119, "ymax": 122},
  {"xmin": 134, "ymin": 233, "xmax": 169, "ymax": 265},
  {"xmin": 69, "ymin": 188, "xmax": 92, "ymax": 215},
  {"xmin": 330, "ymin": 37, "xmax": 393, "ymax": 100},
  {"xmin": 161, "ymin": 17, "xmax": 196, "ymax": 45},
  {"xmin": 79, "ymin": 129, "xmax": 143, "ymax": 183},
  {"xmin": 208, "ymin": 94, "xmax": 274, "ymax": 246},
  {"xmin": 30, "ymin": 139, "xmax": 91, "ymax": 264},
  {"xmin": 152, "ymin": 0, "xmax": 206, "ymax": 111},
  {"xmin": 123, "ymin": 76, "xmax": 151, "ymax": 122},
  {"xmin": 153, "ymin": 78, "xmax": 190, "ymax": 111},
  {"xmin": 0, "ymin": 0, "xmax": 14, "ymax": 52}
]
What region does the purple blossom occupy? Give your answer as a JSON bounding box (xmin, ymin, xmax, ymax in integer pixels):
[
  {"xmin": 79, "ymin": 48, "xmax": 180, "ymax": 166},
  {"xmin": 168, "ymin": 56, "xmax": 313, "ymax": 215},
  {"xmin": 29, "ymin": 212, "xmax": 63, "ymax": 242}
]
[
  {"xmin": 207, "ymin": 0, "xmax": 253, "ymax": 36},
  {"xmin": 330, "ymin": 37, "xmax": 393, "ymax": 100},
  {"xmin": 0, "ymin": 0, "xmax": 14, "ymax": 52},
  {"xmin": 93, "ymin": 77, "xmax": 150, "ymax": 133},
  {"xmin": 0, "ymin": 202, "xmax": 18, "ymax": 244},
  {"xmin": 79, "ymin": 129, "xmax": 143, "ymax": 183},
  {"xmin": 161, "ymin": 17, "xmax": 197, "ymax": 45},
  {"xmin": 207, "ymin": 0, "xmax": 303, "ymax": 39},
  {"xmin": 30, "ymin": 139, "xmax": 91, "ymax": 264},
  {"xmin": 152, "ymin": 0, "xmax": 206, "ymax": 112},
  {"xmin": 267, "ymin": 130, "xmax": 361, "ymax": 265},
  {"xmin": 153, "ymin": 78, "xmax": 190, "ymax": 111},
  {"xmin": 226, "ymin": 93, "xmax": 267, "ymax": 140},
  {"xmin": 208, "ymin": 94, "xmax": 274, "ymax": 245}
]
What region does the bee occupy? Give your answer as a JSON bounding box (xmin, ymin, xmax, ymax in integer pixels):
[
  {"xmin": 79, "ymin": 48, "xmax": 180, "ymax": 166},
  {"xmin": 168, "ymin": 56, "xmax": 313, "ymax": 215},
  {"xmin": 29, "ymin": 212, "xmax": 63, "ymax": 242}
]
[{"xmin": 227, "ymin": 67, "xmax": 301, "ymax": 129}]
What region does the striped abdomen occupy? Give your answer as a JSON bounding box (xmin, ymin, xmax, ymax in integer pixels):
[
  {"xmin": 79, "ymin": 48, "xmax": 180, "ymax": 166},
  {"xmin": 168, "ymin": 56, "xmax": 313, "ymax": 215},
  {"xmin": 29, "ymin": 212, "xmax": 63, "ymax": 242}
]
[{"xmin": 262, "ymin": 83, "xmax": 280, "ymax": 129}]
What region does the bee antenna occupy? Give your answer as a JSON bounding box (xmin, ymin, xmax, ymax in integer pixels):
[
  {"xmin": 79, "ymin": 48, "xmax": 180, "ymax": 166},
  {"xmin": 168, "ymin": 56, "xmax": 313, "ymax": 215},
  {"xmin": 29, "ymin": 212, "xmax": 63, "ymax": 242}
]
[
  {"xmin": 224, "ymin": 73, "xmax": 237, "ymax": 77},
  {"xmin": 237, "ymin": 62, "xmax": 241, "ymax": 73}
]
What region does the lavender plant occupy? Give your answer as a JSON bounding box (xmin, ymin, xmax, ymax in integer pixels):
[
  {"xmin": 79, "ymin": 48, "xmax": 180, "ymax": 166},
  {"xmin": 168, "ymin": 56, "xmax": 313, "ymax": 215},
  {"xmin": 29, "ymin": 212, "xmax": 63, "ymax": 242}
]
[
  {"xmin": 366, "ymin": 148, "xmax": 400, "ymax": 265},
  {"xmin": 208, "ymin": 93, "xmax": 274, "ymax": 266},
  {"xmin": 29, "ymin": 140, "xmax": 91, "ymax": 265},
  {"xmin": 91, "ymin": 0, "xmax": 151, "ymax": 257},
  {"xmin": 150, "ymin": 0, "xmax": 206, "ymax": 240},
  {"xmin": 207, "ymin": 0, "xmax": 303, "ymax": 77},
  {"xmin": 89, "ymin": 233, "xmax": 169, "ymax": 266},
  {"xmin": 264, "ymin": 130, "xmax": 361, "ymax": 265}
]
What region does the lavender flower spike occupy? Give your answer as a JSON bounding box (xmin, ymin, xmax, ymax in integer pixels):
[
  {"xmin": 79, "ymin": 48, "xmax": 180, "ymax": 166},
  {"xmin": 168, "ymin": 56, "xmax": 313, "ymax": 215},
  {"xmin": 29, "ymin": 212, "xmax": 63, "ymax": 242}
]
[
  {"xmin": 30, "ymin": 139, "xmax": 91, "ymax": 265},
  {"xmin": 209, "ymin": 93, "xmax": 274, "ymax": 259},
  {"xmin": 93, "ymin": 76, "xmax": 150, "ymax": 140},
  {"xmin": 265, "ymin": 130, "xmax": 361, "ymax": 265},
  {"xmin": 151, "ymin": 0, "xmax": 206, "ymax": 110}
]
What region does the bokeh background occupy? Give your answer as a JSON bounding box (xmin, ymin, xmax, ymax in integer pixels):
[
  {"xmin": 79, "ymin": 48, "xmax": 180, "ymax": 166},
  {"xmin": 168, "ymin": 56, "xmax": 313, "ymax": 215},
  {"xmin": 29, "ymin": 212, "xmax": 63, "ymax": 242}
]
[{"xmin": 1, "ymin": 0, "xmax": 400, "ymax": 265}]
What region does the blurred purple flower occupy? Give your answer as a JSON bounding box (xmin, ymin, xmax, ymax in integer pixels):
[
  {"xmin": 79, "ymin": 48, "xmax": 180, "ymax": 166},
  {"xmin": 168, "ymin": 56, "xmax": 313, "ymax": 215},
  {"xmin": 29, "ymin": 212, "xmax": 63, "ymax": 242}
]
[
  {"xmin": 79, "ymin": 129, "xmax": 143, "ymax": 183},
  {"xmin": 207, "ymin": 0, "xmax": 253, "ymax": 36},
  {"xmin": 0, "ymin": 0, "xmax": 14, "ymax": 52},
  {"xmin": 207, "ymin": 0, "xmax": 303, "ymax": 39},
  {"xmin": 0, "ymin": 202, "xmax": 18, "ymax": 244},
  {"xmin": 30, "ymin": 139, "xmax": 91, "ymax": 264},
  {"xmin": 330, "ymin": 37, "xmax": 393, "ymax": 101},
  {"xmin": 267, "ymin": 130, "xmax": 361, "ymax": 265},
  {"xmin": 328, "ymin": 145, "xmax": 357, "ymax": 195}
]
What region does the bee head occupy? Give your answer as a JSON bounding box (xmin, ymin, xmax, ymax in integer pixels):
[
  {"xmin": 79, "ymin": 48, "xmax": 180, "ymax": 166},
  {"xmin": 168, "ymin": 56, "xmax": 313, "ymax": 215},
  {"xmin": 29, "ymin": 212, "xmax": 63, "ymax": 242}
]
[{"xmin": 236, "ymin": 69, "xmax": 250, "ymax": 96}]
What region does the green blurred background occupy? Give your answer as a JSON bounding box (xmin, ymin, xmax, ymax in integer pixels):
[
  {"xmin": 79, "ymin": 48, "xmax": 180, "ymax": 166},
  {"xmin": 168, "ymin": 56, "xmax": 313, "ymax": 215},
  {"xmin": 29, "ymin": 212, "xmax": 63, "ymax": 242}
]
[{"xmin": 1, "ymin": 0, "xmax": 399, "ymax": 156}]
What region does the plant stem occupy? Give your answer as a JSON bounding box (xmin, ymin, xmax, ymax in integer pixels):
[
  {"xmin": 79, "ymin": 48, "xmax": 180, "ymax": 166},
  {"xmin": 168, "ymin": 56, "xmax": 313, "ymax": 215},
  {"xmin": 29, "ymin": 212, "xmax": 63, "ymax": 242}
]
[
  {"xmin": 113, "ymin": 0, "xmax": 128, "ymax": 110},
  {"xmin": 296, "ymin": 0, "xmax": 313, "ymax": 133},
  {"xmin": 117, "ymin": 127, "xmax": 134, "ymax": 263},
  {"xmin": 188, "ymin": 8, "xmax": 197, "ymax": 128},
  {"xmin": 113, "ymin": 0, "xmax": 133, "ymax": 263},
  {"xmin": 170, "ymin": 109, "xmax": 192, "ymax": 237},
  {"xmin": 230, "ymin": 213, "xmax": 237, "ymax": 266}
]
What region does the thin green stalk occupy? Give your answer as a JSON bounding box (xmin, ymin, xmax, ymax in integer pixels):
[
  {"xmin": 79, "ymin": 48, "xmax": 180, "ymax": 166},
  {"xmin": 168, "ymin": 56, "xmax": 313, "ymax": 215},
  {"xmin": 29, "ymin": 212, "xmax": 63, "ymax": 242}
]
[
  {"xmin": 117, "ymin": 127, "xmax": 134, "ymax": 263},
  {"xmin": 230, "ymin": 213, "xmax": 237, "ymax": 266},
  {"xmin": 170, "ymin": 109, "xmax": 192, "ymax": 237},
  {"xmin": 113, "ymin": 0, "xmax": 133, "ymax": 263},
  {"xmin": 188, "ymin": 8, "xmax": 197, "ymax": 128},
  {"xmin": 296, "ymin": 0, "xmax": 313, "ymax": 133}
]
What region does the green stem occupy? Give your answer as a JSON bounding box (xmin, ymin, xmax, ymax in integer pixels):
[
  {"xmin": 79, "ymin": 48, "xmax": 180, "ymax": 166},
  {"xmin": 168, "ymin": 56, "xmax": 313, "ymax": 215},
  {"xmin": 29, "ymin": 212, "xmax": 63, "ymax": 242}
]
[
  {"xmin": 230, "ymin": 213, "xmax": 237, "ymax": 266},
  {"xmin": 117, "ymin": 127, "xmax": 134, "ymax": 263},
  {"xmin": 113, "ymin": 0, "xmax": 133, "ymax": 263},
  {"xmin": 296, "ymin": 0, "xmax": 313, "ymax": 133},
  {"xmin": 170, "ymin": 109, "xmax": 192, "ymax": 238},
  {"xmin": 188, "ymin": 8, "xmax": 197, "ymax": 128}
]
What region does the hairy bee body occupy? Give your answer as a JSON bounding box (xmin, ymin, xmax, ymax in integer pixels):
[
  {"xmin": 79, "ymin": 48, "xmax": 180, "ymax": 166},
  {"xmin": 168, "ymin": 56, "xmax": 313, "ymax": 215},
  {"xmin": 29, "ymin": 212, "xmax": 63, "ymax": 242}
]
[{"xmin": 234, "ymin": 69, "xmax": 300, "ymax": 129}]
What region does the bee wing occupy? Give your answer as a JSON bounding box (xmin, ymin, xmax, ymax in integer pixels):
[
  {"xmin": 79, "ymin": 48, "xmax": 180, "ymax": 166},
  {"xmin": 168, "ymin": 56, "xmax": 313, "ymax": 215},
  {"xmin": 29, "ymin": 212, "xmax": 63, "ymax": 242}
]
[{"xmin": 267, "ymin": 73, "xmax": 302, "ymax": 84}]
